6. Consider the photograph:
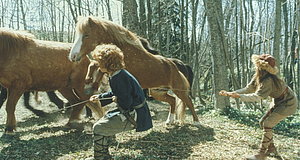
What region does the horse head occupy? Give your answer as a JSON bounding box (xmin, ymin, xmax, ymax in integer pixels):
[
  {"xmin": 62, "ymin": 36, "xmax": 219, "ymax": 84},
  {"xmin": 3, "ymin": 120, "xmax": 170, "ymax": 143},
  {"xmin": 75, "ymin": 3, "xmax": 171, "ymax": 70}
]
[
  {"xmin": 84, "ymin": 60, "xmax": 106, "ymax": 95},
  {"xmin": 69, "ymin": 16, "xmax": 145, "ymax": 62},
  {"xmin": 69, "ymin": 16, "xmax": 109, "ymax": 62}
]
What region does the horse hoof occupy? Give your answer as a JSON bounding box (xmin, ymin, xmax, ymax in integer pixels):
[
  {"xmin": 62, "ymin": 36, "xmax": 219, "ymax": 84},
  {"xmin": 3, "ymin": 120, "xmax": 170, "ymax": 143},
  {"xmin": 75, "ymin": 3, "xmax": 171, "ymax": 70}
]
[
  {"xmin": 4, "ymin": 127, "xmax": 15, "ymax": 135},
  {"xmin": 4, "ymin": 131, "xmax": 16, "ymax": 136},
  {"xmin": 66, "ymin": 120, "xmax": 84, "ymax": 130},
  {"xmin": 165, "ymin": 120, "xmax": 175, "ymax": 125},
  {"xmin": 33, "ymin": 110, "xmax": 47, "ymax": 117}
]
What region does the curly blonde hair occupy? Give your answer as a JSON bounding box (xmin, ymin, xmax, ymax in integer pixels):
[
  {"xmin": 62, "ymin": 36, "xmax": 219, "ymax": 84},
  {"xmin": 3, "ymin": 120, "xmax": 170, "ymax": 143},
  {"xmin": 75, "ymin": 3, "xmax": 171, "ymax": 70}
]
[{"xmin": 91, "ymin": 44, "xmax": 125, "ymax": 73}]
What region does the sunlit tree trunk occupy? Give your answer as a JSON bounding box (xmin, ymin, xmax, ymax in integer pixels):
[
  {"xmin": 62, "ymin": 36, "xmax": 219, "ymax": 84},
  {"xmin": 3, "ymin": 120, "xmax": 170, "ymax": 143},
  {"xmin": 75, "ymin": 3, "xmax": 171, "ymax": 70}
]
[
  {"xmin": 273, "ymin": 0, "xmax": 282, "ymax": 70},
  {"xmin": 204, "ymin": 0, "xmax": 230, "ymax": 109},
  {"xmin": 122, "ymin": 0, "xmax": 139, "ymax": 33},
  {"xmin": 19, "ymin": 0, "xmax": 26, "ymax": 30},
  {"xmin": 139, "ymin": 0, "xmax": 146, "ymax": 37},
  {"xmin": 105, "ymin": 0, "xmax": 113, "ymax": 21},
  {"xmin": 146, "ymin": 0, "xmax": 152, "ymax": 40}
]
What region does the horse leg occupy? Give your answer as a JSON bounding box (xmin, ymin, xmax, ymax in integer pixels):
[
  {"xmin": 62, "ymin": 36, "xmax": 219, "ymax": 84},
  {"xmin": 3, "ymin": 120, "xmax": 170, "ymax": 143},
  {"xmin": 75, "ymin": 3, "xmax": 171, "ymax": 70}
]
[
  {"xmin": 73, "ymin": 86, "xmax": 105, "ymax": 119},
  {"xmin": 0, "ymin": 86, "xmax": 8, "ymax": 108},
  {"xmin": 150, "ymin": 89, "xmax": 177, "ymax": 124},
  {"xmin": 46, "ymin": 91, "xmax": 64, "ymax": 109},
  {"xmin": 173, "ymin": 89, "xmax": 199, "ymax": 124},
  {"xmin": 33, "ymin": 91, "xmax": 42, "ymax": 104},
  {"xmin": 58, "ymin": 88, "xmax": 85, "ymax": 124},
  {"xmin": 23, "ymin": 92, "xmax": 46, "ymax": 117},
  {"xmin": 170, "ymin": 73, "xmax": 199, "ymax": 124},
  {"xmin": 85, "ymin": 107, "xmax": 92, "ymax": 118},
  {"xmin": 5, "ymin": 87, "xmax": 24, "ymax": 133}
]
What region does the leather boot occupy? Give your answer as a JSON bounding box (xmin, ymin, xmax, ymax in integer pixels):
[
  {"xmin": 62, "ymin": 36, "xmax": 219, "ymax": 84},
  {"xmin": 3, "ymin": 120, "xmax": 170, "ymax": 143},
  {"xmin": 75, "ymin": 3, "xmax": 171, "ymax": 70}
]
[
  {"xmin": 86, "ymin": 134, "xmax": 112, "ymax": 160},
  {"xmin": 245, "ymin": 151, "xmax": 267, "ymax": 160},
  {"xmin": 266, "ymin": 142, "xmax": 278, "ymax": 156},
  {"xmin": 246, "ymin": 127, "xmax": 273, "ymax": 160}
]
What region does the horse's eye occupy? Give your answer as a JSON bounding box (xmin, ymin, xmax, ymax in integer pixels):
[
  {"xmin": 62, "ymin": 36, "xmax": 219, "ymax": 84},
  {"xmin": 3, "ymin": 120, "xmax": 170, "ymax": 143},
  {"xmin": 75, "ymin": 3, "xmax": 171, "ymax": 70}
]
[{"xmin": 83, "ymin": 34, "xmax": 89, "ymax": 38}]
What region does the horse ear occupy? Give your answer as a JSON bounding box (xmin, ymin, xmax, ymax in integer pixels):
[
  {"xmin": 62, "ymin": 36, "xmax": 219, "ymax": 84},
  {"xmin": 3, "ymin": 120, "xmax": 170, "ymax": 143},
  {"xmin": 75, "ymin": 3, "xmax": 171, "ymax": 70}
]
[{"xmin": 88, "ymin": 17, "xmax": 96, "ymax": 27}]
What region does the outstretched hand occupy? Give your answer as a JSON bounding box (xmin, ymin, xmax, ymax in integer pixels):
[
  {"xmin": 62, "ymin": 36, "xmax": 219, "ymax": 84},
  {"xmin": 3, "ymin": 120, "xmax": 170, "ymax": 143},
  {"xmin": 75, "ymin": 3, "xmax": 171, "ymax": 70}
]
[
  {"xmin": 219, "ymin": 90, "xmax": 240, "ymax": 98},
  {"xmin": 90, "ymin": 95, "xmax": 99, "ymax": 103}
]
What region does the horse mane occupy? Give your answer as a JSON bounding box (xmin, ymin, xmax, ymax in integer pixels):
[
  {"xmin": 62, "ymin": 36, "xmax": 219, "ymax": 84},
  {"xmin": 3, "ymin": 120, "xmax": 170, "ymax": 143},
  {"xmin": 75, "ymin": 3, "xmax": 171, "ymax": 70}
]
[
  {"xmin": 138, "ymin": 37, "xmax": 160, "ymax": 55},
  {"xmin": 0, "ymin": 28, "xmax": 35, "ymax": 57},
  {"xmin": 76, "ymin": 16, "xmax": 147, "ymax": 53}
]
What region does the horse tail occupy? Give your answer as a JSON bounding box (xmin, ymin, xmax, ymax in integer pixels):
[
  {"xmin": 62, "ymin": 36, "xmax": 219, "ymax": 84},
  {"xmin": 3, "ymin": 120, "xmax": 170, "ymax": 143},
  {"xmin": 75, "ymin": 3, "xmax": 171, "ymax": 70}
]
[
  {"xmin": 185, "ymin": 65, "xmax": 195, "ymax": 98},
  {"xmin": 185, "ymin": 65, "xmax": 194, "ymax": 88},
  {"xmin": 138, "ymin": 37, "xmax": 160, "ymax": 55},
  {"xmin": 169, "ymin": 58, "xmax": 194, "ymax": 98},
  {"xmin": 175, "ymin": 93, "xmax": 185, "ymax": 124}
]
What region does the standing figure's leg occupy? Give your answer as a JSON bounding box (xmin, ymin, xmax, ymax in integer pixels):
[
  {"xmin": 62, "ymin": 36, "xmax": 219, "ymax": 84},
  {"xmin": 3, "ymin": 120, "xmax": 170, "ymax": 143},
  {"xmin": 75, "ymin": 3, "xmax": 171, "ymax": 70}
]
[
  {"xmin": 246, "ymin": 112, "xmax": 286, "ymax": 160},
  {"xmin": 86, "ymin": 113, "xmax": 135, "ymax": 160}
]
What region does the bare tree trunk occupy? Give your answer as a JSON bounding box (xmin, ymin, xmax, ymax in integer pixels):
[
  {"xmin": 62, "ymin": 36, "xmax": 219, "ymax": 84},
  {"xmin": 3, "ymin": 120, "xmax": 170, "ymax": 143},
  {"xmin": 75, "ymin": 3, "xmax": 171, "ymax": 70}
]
[
  {"xmin": 185, "ymin": 0, "xmax": 189, "ymax": 61},
  {"xmin": 122, "ymin": 0, "xmax": 139, "ymax": 33},
  {"xmin": 66, "ymin": 0, "xmax": 77, "ymax": 23},
  {"xmin": 282, "ymin": 0, "xmax": 293, "ymax": 88},
  {"xmin": 180, "ymin": 0, "xmax": 184, "ymax": 57},
  {"xmin": 204, "ymin": 0, "xmax": 230, "ymax": 109},
  {"xmin": 0, "ymin": 0, "xmax": 3, "ymax": 27},
  {"xmin": 158, "ymin": 1, "xmax": 162, "ymax": 51},
  {"xmin": 139, "ymin": 0, "xmax": 146, "ymax": 37},
  {"xmin": 49, "ymin": 0, "xmax": 57, "ymax": 41},
  {"xmin": 59, "ymin": 0, "xmax": 66, "ymax": 42},
  {"xmin": 146, "ymin": 0, "xmax": 152, "ymax": 40},
  {"xmin": 190, "ymin": 0, "xmax": 199, "ymax": 62},
  {"xmin": 273, "ymin": 0, "xmax": 282, "ymax": 69},
  {"xmin": 19, "ymin": 0, "xmax": 26, "ymax": 30},
  {"xmin": 105, "ymin": 0, "xmax": 113, "ymax": 21}
]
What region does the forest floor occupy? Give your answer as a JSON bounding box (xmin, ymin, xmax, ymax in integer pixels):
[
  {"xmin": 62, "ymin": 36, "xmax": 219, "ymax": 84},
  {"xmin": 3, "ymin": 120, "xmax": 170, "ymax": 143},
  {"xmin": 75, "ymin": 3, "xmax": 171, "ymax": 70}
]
[{"xmin": 0, "ymin": 92, "xmax": 299, "ymax": 160}]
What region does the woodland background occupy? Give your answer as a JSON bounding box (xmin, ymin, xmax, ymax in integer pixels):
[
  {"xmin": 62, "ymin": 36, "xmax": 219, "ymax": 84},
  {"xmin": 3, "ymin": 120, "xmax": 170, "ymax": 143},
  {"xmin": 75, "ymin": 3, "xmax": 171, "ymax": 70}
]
[
  {"xmin": 0, "ymin": 0, "xmax": 300, "ymax": 160},
  {"xmin": 1, "ymin": 0, "xmax": 300, "ymax": 109}
]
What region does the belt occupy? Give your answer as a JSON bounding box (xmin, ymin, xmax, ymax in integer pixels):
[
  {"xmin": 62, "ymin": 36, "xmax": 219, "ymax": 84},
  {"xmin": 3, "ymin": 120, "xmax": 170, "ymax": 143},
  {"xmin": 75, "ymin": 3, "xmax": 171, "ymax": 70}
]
[
  {"xmin": 132, "ymin": 99, "xmax": 146, "ymax": 109},
  {"xmin": 275, "ymin": 87, "xmax": 288, "ymax": 100},
  {"xmin": 117, "ymin": 99, "xmax": 146, "ymax": 128}
]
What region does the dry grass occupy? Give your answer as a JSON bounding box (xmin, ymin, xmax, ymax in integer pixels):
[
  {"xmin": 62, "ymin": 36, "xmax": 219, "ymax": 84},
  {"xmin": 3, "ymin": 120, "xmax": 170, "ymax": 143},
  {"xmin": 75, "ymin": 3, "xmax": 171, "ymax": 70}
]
[{"xmin": 0, "ymin": 92, "xmax": 299, "ymax": 160}]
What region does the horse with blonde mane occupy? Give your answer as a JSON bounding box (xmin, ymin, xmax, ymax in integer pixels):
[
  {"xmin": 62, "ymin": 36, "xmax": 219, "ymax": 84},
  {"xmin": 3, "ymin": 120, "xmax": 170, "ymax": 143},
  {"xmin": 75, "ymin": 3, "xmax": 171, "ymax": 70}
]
[
  {"xmin": 0, "ymin": 28, "xmax": 103, "ymax": 134},
  {"xmin": 68, "ymin": 16, "xmax": 199, "ymax": 124}
]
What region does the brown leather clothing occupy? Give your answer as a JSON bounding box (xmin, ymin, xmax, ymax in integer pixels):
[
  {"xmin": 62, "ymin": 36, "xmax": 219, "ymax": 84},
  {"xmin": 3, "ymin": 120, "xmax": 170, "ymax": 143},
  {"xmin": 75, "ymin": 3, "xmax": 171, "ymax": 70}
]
[{"xmin": 235, "ymin": 77, "xmax": 297, "ymax": 116}]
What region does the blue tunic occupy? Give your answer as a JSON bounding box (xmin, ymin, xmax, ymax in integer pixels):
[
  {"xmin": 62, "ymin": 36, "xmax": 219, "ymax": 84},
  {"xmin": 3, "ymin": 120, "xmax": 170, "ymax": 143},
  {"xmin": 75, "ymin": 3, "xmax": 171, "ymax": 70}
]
[{"xmin": 98, "ymin": 69, "xmax": 153, "ymax": 132}]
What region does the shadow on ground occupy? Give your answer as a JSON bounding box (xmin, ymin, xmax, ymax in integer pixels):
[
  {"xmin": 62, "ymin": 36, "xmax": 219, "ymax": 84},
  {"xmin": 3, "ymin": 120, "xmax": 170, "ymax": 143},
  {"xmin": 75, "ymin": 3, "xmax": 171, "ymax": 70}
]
[
  {"xmin": 221, "ymin": 107, "xmax": 300, "ymax": 139},
  {"xmin": 113, "ymin": 124, "xmax": 215, "ymax": 159},
  {"xmin": 0, "ymin": 110, "xmax": 93, "ymax": 160}
]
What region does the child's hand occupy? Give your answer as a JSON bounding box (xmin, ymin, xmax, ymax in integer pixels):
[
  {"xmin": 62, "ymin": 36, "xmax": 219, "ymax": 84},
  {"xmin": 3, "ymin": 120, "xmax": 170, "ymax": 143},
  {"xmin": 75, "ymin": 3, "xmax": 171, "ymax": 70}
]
[
  {"xmin": 90, "ymin": 95, "xmax": 99, "ymax": 103},
  {"xmin": 112, "ymin": 96, "xmax": 117, "ymax": 102},
  {"xmin": 219, "ymin": 90, "xmax": 240, "ymax": 98},
  {"xmin": 219, "ymin": 90, "xmax": 228, "ymax": 96}
]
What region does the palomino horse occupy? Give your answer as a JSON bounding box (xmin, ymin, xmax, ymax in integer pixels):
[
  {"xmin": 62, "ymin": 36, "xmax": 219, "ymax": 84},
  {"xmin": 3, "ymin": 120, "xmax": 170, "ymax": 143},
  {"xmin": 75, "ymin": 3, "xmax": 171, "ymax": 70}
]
[
  {"xmin": 68, "ymin": 16, "xmax": 199, "ymax": 124},
  {"xmin": 139, "ymin": 37, "xmax": 194, "ymax": 123},
  {"xmin": 84, "ymin": 38, "xmax": 194, "ymax": 124},
  {"xmin": 84, "ymin": 56, "xmax": 194, "ymax": 124},
  {"xmin": 0, "ymin": 28, "xmax": 103, "ymax": 133}
]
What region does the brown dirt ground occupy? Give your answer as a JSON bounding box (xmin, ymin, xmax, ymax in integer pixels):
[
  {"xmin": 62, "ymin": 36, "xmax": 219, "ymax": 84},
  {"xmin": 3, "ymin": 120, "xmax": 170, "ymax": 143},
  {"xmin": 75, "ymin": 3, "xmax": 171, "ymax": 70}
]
[{"xmin": 0, "ymin": 92, "xmax": 299, "ymax": 160}]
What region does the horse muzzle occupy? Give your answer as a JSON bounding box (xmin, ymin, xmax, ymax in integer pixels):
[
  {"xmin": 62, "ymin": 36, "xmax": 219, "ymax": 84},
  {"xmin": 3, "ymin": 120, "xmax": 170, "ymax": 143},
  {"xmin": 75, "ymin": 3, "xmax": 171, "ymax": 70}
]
[{"xmin": 84, "ymin": 84, "xmax": 95, "ymax": 95}]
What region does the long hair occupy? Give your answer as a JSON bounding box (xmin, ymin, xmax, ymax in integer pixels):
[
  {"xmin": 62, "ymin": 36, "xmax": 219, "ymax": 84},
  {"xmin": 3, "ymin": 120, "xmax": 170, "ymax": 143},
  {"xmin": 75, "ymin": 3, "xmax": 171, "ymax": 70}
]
[{"xmin": 253, "ymin": 68, "xmax": 282, "ymax": 89}]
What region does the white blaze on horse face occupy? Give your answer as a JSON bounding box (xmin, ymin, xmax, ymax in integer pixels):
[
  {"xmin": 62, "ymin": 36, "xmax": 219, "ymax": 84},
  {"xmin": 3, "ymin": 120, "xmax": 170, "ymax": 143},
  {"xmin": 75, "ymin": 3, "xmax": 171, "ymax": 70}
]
[{"xmin": 69, "ymin": 33, "xmax": 83, "ymax": 62}]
